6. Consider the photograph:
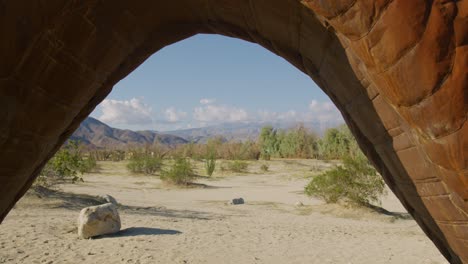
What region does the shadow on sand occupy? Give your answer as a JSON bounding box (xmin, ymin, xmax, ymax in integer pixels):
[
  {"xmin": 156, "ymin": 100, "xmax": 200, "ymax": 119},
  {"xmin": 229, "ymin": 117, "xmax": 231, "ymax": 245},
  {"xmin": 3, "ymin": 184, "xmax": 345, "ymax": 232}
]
[
  {"xmin": 29, "ymin": 186, "xmax": 222, "ymax": 220},
  {"xmin": 366, "ymin": 203, "xmax": 412, "ymax": 220},
  {"xmin": 98, "ymin": 227, "xmax": 182, "ymax": 238}
]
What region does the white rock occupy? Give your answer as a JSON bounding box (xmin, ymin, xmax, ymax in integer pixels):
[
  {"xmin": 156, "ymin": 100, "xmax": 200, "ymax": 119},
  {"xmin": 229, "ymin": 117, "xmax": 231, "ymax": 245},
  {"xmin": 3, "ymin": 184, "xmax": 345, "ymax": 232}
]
[
  {"xmin": 229, "ymin": 198, "xmax": 245, "ymax": 205},
  {"xmin": 295, "ymin": 201, "xmax": 304, "ymax": 207},
  {"xmin": 97, "ymin": 194, "xmax": 118, "ymax": 205},
  {"xmin": 78, "ymin": 203, "xmax": 121, "ymax": 239}
]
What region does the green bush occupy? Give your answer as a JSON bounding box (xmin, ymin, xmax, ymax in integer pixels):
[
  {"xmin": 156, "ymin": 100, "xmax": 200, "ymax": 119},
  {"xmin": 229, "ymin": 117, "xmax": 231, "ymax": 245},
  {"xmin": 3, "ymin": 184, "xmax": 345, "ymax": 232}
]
[
  {"xmin": 37, "ymin": 140, "xmax": 92, "ymax": 185},
  {"xmin": 161, "ymin": 158, "xmax": 195, "ymax": 185},
  {"xmin": 259, "ymin": 126, "xmax": 278, "ymax": 160},
  {"xmin": 81, "ymin": 155, "xmax": 98, "ymax": 173},
  {"xmin": 205, "ymin": 149, "xmax": 216, "ymax": 177},
  {"xmin": 127, "ymin": 154, "xmax": 162, "ymax": 175},
  {"xmin": 228, "ymin": 160, "xmax": 249, "ymax": 173},
  {"xmin": 304, "ymin": 153, "xmax": 386, "ymax": 206},
  {"xmin": 260, "ymin": 164, "xmax": 269, "ymax": 172}
]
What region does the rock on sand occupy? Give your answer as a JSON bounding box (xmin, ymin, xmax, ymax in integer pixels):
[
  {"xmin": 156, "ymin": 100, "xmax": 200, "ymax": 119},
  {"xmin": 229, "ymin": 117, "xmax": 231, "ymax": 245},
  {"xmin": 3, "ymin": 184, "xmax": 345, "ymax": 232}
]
[
  {"xmin": 229, "ymin": 198, "xmax": 245, "ymax": 205},
  {"xmin": 78, "ymin": 203, "xmax": 121, "ymax": 239}
]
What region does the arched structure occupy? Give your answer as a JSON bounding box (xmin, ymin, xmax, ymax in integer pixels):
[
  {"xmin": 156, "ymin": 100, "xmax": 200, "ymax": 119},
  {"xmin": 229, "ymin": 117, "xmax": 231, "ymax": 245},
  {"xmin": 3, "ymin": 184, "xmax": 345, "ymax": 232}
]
[{"xmin": 0, "ymin": 1, "xmax": 466, "ymax": 262}]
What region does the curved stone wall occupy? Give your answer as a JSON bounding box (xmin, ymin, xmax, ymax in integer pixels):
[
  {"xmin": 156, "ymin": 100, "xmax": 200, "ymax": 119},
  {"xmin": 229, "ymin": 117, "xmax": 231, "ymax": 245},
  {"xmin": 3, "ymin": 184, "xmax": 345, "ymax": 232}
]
[{"xmin": 0, "ymin": 1, "xmax": 466, "ymax": 262}]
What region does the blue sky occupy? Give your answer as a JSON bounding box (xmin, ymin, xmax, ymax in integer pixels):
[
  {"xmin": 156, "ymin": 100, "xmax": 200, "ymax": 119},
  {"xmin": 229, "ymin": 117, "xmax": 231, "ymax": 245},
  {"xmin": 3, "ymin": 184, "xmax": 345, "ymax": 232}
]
[{"xmin": 90, "ymin": 34, "xmax": 343, "ymax": 131}]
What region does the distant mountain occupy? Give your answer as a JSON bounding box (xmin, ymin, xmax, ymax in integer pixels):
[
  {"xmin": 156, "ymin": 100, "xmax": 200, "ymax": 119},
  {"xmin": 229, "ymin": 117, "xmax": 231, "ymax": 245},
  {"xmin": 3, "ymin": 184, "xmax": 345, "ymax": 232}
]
[
  {"xmin": 70, "ymin": 117, "xmax": 188, "ymax": 149},
  {"xmin": 165, "ymin": 120, "xmax": 343, "ymax": 143},
  {"xmin": 165, "ymin": 123, "xmax": 264, "ymax": 143},
  {"xmin": 71, "ymin": 117, "xmax": 343, "ymax": 148}
]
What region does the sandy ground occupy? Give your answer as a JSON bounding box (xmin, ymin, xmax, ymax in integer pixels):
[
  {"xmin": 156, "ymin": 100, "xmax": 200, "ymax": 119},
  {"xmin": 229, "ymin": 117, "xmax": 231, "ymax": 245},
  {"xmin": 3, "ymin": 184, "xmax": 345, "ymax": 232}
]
[{"xmin": 0, "ymin": 159, "xmax": 448, "ymax": 264}]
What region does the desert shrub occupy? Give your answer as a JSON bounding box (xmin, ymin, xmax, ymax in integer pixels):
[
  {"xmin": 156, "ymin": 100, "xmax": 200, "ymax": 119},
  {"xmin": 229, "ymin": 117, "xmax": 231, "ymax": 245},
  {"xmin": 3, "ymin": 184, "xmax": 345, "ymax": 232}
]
[
  {"xmin": 228, "ymin": 160, "xmax": 249, "ymax": 173},
  {"xmin": 214, "ymin": 141, "xmax": 260, "ymax": 160},
  {"xmin": 81, "ymin": 155, "xmax": 98, "ymax": 173},
  {"xmin": 89, "ymin": 149, "xmax": 126, "ymax": 161},
  {"xmin": 260, "ymin": 164, "xmax": 269, "ymax": 172},
  {"xmin": 304, "ymin": 152, "xmax": 386, "ymax": 206},
  {"xmin": 205, "ymin": 149, "xmax": 216, "ymax": 177},
  {"xmin": 161, "ymin": 158, "xmax": 195, "ymax": 185},
  {"xmin": 37, "ymin": 140, "xmax": 90, "ymax": 185},
  {"xmin": 219, "ymin": 161, "xmax": 228, "ymax": 172},
  {"xmin": 127, "ymin": 154, "xmax": 162, "ymax": 175},
  {"xmin": 168, "ymin": 138, "xmax": 260, "ymax": 161}
]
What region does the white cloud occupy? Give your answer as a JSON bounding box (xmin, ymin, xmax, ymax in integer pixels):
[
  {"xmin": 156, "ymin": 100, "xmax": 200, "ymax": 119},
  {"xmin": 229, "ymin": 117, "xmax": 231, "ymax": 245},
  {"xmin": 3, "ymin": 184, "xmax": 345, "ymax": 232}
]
[
  {"xmin": 258, "ymin": 110, "xmax": 298, "ymax": 122},
  {"xmin": 308, "ymin": 100, "xmax": 342, "ymax": 122},
  {"xmin": 98, "ymin": 98, "xmax": 153, "ymax": 125},
  {"xmin": 193, "ymin": 104, "xmax": 249, "ymax": 123},
  {"xmin": 200, "ymin": 98, "xmax": 216, "ymax": 105},
  {"xmin": 164, "ymin": 107, "xmax": 187, "ymax": 123},
  {"xmin": 309, "ymin": 100, "xmax": 334, "ymax": 112},
  {"xmin": 95, "ymin": 97, "xmax": 343, "ymax": 131},
  {"xmin": 257, "ymin": 100, "xmax": 342, "ymax": 124}
]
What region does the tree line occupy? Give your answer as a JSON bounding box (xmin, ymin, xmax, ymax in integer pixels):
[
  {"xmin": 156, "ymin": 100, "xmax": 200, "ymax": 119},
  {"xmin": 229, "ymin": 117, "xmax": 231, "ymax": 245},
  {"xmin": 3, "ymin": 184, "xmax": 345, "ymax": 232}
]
[{"xmin": 258, "ymin": 123, "xmax": 360, "ymax": 160}]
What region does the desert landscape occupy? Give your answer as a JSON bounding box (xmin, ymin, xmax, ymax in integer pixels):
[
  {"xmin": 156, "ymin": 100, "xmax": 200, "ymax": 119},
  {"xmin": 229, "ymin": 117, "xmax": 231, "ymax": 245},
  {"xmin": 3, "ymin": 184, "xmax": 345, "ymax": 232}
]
[{"xmin": 0, "ymin": 159, "xmax": 448, "ymax": 264}]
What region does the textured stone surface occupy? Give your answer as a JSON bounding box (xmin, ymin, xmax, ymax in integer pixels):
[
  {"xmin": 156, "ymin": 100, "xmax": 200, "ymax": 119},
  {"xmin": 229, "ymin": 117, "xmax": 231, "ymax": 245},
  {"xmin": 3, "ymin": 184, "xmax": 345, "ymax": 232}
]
[
  {"xmin": 78, "ymin": 203, "xmax": 121, "ymax": 239},
  {"xmin": 0, "ymin": 0, "xmax": 466, "ymax": 262}
]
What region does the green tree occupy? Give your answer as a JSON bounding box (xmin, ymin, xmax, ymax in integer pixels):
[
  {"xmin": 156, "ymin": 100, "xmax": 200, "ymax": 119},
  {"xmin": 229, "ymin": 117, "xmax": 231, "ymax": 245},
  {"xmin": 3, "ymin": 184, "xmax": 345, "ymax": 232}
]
[{"xmin": 317, "ymin": 125, "xmax": 356, "ymax": 159}]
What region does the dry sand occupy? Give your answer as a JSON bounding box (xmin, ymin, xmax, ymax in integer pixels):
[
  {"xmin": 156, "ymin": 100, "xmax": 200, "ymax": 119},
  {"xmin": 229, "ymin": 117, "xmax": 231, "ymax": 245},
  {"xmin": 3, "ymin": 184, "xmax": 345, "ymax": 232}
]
[{"xmin": 0, "ymin": 160, "xmax": 448, "ymax": 264}]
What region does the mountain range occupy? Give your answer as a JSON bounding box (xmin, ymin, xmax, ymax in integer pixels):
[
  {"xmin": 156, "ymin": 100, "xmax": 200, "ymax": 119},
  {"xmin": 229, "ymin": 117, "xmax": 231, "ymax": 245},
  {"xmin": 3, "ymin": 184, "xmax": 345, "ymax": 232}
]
[
  {"xmin": 70, "ymin": 117, "xmax": 188, "ymax": 149},
  {"xmin": 71, "ymin": 117, "xmax": 343, "ymax": 149}
]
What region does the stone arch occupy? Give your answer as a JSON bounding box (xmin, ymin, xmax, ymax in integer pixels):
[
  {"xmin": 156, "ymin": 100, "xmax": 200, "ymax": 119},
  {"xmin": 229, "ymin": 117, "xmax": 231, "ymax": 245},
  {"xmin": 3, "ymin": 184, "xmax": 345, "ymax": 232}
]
[{"xmin": 0, "ymin": 1, "xmax": 466, "ymax": 262}]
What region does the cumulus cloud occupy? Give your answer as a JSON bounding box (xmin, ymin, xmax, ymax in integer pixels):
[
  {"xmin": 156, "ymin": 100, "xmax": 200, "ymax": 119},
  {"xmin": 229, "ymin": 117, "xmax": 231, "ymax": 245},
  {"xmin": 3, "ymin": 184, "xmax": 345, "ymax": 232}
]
[
  {"xmin": 258, "ymin": 110, "xmax": 298, "ymax": 122},
  {"xmin": 98, "ymin": 98, "xmax": 153, "ymax": 125},
  {"xmin": 164, "ymin": 107, "xmax": 187, "ymax": 123},
  {"xmin": 309, "ymin": 100, "xmax": 334, "ymax": 112},
  {"xmin": 193, "ymin": 104, "xmax": 249, "ymax": 123},
  {"xmin": 95, "ymin": 97, "xmax": 343, "ymax": 131},
  {"xmin": 257, "ymin": 100, "xmax": 342, "ymax": 124},
  {"xmin": 308, "ymin": 100, "xmax": 342, "ymax": 123},
  {"xmin": 200, "ymin": 98, "xmax": 216, "ymax": 105}
]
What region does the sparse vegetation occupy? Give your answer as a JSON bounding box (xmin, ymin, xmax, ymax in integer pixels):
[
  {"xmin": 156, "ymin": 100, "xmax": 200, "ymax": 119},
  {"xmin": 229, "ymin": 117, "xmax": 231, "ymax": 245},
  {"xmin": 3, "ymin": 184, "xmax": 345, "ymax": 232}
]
[
  {"xmin": 170, "ymin": 139, "xmax": 260, "ymax": 161},
  {"xmin": 227, "ymin": 160, "xmax": 249, "ymax": 173},
  {"xmin": 305, "ymin": 152, "xmax": 386, "ymax": 206},
  {"xmin": 44, "ymin": 123, "xmax": 384, "ymax": 207},
  {"xmin": 205, "ymin": 148, "xmax": 216, "ymax": 177},
  {"xmin": 37, "ymin": 140, "xmax": 97, "ymax": 186},
  {"xmin": 127, "ymin": 153, "xmax": 162, "ymax": 175},
  {"xmin": 81, "ymin": 155, "xmax": 98, "ymax": 173},
  {"xmin": 89, "ymin": 149, "xmax": 126, "ymax": 161},
  {"xmin": 160, "ymin": 158, "xmax": 195, "ymax": 185}
]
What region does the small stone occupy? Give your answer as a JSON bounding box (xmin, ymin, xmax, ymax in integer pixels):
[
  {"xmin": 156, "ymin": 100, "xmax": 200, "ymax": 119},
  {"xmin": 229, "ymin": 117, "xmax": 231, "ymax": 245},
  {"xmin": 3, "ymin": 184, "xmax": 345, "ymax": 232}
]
[
  {"xmin": 228, "ymin": 198, "xmax": 244, "ymax": 205},
  {"xmin": 295, "ymin": 201, "xmax": 304, "ymax": 207}
]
